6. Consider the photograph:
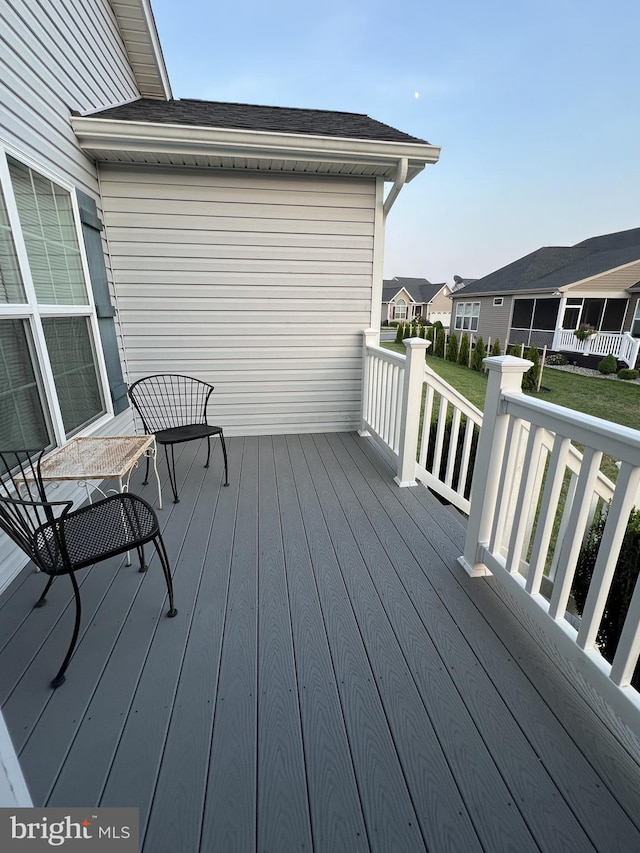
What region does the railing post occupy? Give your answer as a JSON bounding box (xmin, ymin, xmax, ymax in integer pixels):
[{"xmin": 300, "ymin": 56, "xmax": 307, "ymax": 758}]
[
  {"xmin": 360, "ymin": 329, "xmax": 379, "ymax": 436},
  {"xmin": 394, "ymin": 337, "xmax": 429, "ymax": 487},
  {"xmin": 459, "ymin": 355, "xmax": 532, "ymax": 576}
]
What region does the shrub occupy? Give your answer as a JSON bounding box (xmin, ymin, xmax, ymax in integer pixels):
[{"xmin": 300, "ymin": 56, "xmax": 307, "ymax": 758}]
[
  {"xmin": 573, "ymin": 508, "xmax": 640, "ymax": 689},
  {"xmin": 598, "ymin": 353, "xmax": 617, "ymax": 375},
  {"xmin": 403, "ymin": 323, "xmax": 411, "ymax": 339},
  {"xmin": 382, "ymin": 319, "xmax": 389, "ymax": 327},
  {"xmin": 446, "ymin": 332, "xmax": 459, "ymax": 362},
  {"xmin": 546, "ymin": 352, "xmax": 568, "ymax": 366},
  {"xmin": 395, "ymin": 323, "xmax": 404, "ymax": 344},
  {"xmin": 419, "ymin": 324, "xmax": 427, "ymax": 339},
  {"xmin": 491, "ymin": 338, "xmax": 501, "ymax": 357},
  {"xmin": 389, "ymin": 320, "xmax": 399, "ymax": 327},
  {"xmin": 471, "ymin": 336, "xmax": 486, "ymax": 371},
  {"xmin": 522, "ymin": 344, "xmax": 540, "ymax": 391},
  {"xmin": 458, "ymin": 333, "xmax": 470, "ymax": 367},
  {"xmin": 434, "ymin": 327, "xmax": 446, "ymax": 358},
  {"xmin": 617, "ymin": 368, "xmax": 639, "ymax": 381}
]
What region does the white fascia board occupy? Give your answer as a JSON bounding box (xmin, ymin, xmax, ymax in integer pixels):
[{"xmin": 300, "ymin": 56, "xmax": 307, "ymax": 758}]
[
  {"xmin": 110, "ymin": 0, "xmax": 172, "ymax": 99},
  {"xmin": 71, "ymin": 117, "xmax": 441, "ymax": 177}
]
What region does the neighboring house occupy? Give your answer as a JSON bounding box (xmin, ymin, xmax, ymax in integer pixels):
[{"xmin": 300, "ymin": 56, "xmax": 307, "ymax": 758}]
[
  {"xmin": 0, "ymin": 0, "xmax": 439, "ymax": 592},
  {"xmin": 449, "ymin": 229, "xmax": 640, "ymax": 364},
  {"xmin": 382, "ymin": 276, "xmax": 453, "ymax": 326}
]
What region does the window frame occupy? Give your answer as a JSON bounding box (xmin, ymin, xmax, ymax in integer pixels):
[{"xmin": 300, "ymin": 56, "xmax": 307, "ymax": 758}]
[
  {"xmin": 493, "ymin": 297, "xmax": 503, "ymax": 307},
  {"xmin": 454, "ymin": 301, "xmax": 480, "ymax": 332},
  {"xmin": 393, "ymin": 298, "xmax": 408, "ymax": 320},
  {"xmin": 0, "ymin": 144, "xmax": 113, "ymax": 449}
]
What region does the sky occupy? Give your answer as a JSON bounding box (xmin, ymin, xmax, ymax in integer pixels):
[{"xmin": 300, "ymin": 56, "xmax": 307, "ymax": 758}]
[{"xmin": 150, "ymin": 0, "xmax": 640, "ymax": 283}]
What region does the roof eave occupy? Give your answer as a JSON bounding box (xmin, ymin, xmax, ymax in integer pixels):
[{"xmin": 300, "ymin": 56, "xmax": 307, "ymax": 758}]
[
  {"xmin": 71, "ymin": 116, "xmax": 441, "ymax": 179},
  {"xmin": 110, "ymin": 0, "xmax": 172, "ymax": 100}
]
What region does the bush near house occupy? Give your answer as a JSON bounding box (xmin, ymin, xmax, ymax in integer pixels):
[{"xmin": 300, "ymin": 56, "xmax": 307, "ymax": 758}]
[
  {"xmin": 471, "ymin": 336, "xmax": 486, "ymax": 372},
  {"xmin": 446, "ymin": 332, "xmax": 459, "ymax": 363},
  {"xmin": 598, "ymin": 354, "xmax": 618, "ymax": 375},
  {"xmin": 573, "ymin": 507, "xmax": 640, "ymax": 689},
  {"xmin": 491, "ymin": 338, "xmax": 502, "ymax": 357},
  {"xmin": 522, "ymin": 344, "xmax": 540, "ymax": 392},
  {"xmin": 434, "ymin": 327, "xmax": 446, "ymax": 358},
  {"xmin": 618, "ymin": 368, "xmax": 639, "ymax": 381},
  {"xmin": 458, "ymin": 333, "xmax": 470, "ymax": 367},
  {"xmin": 395, "ymin": 323, "xmax": 405, "ymax": 344}
]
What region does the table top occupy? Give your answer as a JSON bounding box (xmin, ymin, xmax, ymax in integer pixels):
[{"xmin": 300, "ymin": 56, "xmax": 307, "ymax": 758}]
[{"xmin": 38, "ymin": 435, "xmax": 155, "ymax": 481}]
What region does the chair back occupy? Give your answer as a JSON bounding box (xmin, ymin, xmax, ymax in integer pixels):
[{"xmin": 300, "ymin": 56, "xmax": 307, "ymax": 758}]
[
  {"xmin": 128, "ymin": 374, "xmax": 215, "ymax": 434},
  {"xmin": 0, "ymin": 449, "xmax": 71, "ymax": 573}
]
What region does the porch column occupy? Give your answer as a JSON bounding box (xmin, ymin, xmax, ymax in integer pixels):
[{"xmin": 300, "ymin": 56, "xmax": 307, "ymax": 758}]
[
  {"xmin": 395, "ymin": 337, "xmax": 429, "ymax": 487},
  {"xmin": 459, "ymin": 355, "xmax": 532, "ymax": 576},
  {"xmin": 359, "ymin": 329, "xmax": 379, "ymax": 436}
]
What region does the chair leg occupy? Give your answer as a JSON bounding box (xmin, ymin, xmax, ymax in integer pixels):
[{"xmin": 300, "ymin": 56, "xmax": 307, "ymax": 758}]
[
  {"xmin": 34, "ymin": 575, "xmax": 56, "ymax": 608},
  {"xmin": 51, "ymin": 572, "xmax": 82, "ymax": 689},
  {"xmin": 220, "ymin": 431, "xmax": 229, "ymax": 487},
  {"xmin": 137, "ymin": 545, "xmax": 148, "ymax": 573},
  {"xmin": 142, "ymin": 452, "xmax": 150, "ymax": 486},
  {"xmin": 155, "ymin": 534, "xmax": 177, "ymax": 618},
  {"xmin": 164, "ymin": 444, "xmax": 180, "ymax": 503},
  {"xmin": 204, "ymin": 436, "xmax": 211, "ymax": 468}
]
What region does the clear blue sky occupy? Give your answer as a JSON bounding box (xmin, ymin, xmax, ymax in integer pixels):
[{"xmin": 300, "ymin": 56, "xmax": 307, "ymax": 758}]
[{"xmin": 151, "ymin": 0, "xmax": 640, "ymax": 282}]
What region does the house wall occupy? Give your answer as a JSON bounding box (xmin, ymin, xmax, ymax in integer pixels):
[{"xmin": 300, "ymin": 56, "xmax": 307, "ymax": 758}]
[
  {"xmin": 99, "ymin": 164, "xmax": 376, "ymax": 435},
  {"xmin": 451, "ymin": 294, "xmax": 513, "ymax": 347},
  {"xmin": 0, "ymin": 0, "xmax": 141, "ymax": 590}
]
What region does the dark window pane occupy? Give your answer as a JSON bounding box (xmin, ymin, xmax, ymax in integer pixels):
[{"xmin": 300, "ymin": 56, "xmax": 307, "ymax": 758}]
[
  {"xmin": 601, "ymin": 299, "xmax": 628, "ymax": 332},
  {"xmin": 512, "ymin": 299, "xmax": 534, "ymax": 328},
  {"xmin": 42, "ymin": 317, "xmax": 104, "ymax": 436},
  {"xmin": 563, "ymin": 307, "xmax": 580, "ymax": 329},
  {"xmin": 582, "ymin": 298, "xmax": 605, "ymax": 329},
  {"xmin": 0, "ymin": 319, "xmax": 51, "ymax": 448},
  {"xmin": 532, "ymin": 298, "xmax": 560, "ymax": 331}
]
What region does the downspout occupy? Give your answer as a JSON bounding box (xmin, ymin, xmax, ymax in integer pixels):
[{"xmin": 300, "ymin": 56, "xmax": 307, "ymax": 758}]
[{"xmin": 383, "ymin": 157, "xmax": 409, "ymax": 219}]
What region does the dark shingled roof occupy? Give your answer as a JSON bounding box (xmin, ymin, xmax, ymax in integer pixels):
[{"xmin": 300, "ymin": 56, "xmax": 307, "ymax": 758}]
[
  {"xmin": 458, "ymin": 228, "xmax": 640, "ymax": 297},
  {"xmin": 87, "ymin": 98, "xmax": 430, "ymax": 144},
  {"xmin": 382, "ymin": 277, "xmax": 446, "ymax": 303}
]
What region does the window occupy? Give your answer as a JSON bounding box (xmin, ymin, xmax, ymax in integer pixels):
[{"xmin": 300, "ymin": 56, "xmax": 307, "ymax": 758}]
[
  {"xmin": 493, "ymin": 297, "xmax": 503, "ymax": 307},
  {"xmin": 393, "ymin": 298, "xmax": 407, "ymax": 320},
  {"xmin": 632, "ymin": 301, "xmax": 640, "ymax": 338},
  {"xmin": 0, "ymin": 151, "xmax": 107, "ymax": 450},
  {"xmin": 454, "ymin": 301, "xmax": 480, "ymax": 331}
]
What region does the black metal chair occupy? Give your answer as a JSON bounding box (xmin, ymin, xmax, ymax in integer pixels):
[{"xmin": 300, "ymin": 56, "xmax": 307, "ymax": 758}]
[
  {"xmin": 128, "ymin": 374, "xmax": 229, "ymax": 503},
  {"xmin": 0, "ymin": 449, "xmax": 177, "ymax": 689}
]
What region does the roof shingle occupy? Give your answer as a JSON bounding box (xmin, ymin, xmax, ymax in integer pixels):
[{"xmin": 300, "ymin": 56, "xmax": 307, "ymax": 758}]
[{"xmin": 87, "ymin": 98, "xmax": 430, "ymax": 144}]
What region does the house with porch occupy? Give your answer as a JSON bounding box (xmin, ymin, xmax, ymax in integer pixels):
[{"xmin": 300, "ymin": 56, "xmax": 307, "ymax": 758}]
[
  {"xmin": 449, "ymin": 228, "xmax": 640, "ymax": 366},
  {"xmin": 2, "ymin": 1, "xmax": 640, "ymax": 849},
  {"xmin": 382, "ymin": 276, "xmax": 452, "ymax": 326}
]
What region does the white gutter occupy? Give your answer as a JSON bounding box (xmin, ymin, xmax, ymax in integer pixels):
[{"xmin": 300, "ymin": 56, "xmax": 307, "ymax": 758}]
[{"xmin": 383, "ymin": 158, "xmax": 409, "ymax": 218}]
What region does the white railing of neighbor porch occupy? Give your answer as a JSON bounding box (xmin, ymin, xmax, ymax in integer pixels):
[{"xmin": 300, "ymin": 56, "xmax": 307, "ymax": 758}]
[
  {"xmin": 361, "ymin": 332, "xmax": 640, "ymax": 733},
  {"xmin": 552, "ymin": 328, "xmax": 640, "ymax": 367}
]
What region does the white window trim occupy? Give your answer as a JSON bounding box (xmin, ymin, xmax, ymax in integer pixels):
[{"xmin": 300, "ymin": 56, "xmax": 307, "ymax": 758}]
[
  {"xmin": 0, "ymin": 146, "xmax": 114, "ymax": 448},
  {"xmin": 454, "ymin": 301, "xmax": 480, "ymax": 332},
  {"xmin": 493, "ymin": 297, "xmax": 503, "ymax": 307}
]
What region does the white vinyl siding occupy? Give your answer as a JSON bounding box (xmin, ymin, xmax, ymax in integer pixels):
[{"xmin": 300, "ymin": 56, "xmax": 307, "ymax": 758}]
[
  {"xmin": 0, "ymin": 0, "xmax": 141, "ymax": 591},
  {"xmin": 99, "ymin": 165, "xmax": 376, "ymax": 435}
]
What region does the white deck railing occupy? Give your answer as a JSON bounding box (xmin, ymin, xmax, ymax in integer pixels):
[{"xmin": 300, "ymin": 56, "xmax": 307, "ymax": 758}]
[
  {"xmin": 361, "ymin": 332, "xmax": 640, "ymax": 734},
  {"xmin": 552, "ymin": 328, "xmax": 640, "ymax": 367}
]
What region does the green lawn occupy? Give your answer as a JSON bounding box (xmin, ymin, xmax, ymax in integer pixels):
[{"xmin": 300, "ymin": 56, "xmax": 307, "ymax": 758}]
[{"xmin": 381, "ymin": 342, "xmax": 640, "ymax": 429}]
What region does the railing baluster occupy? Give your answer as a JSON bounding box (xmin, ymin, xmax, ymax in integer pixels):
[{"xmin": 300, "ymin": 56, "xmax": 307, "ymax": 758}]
[
  {"xmin": 526, "ymin": 434, "xmax": 571, "ymax": 594},
  {"xmin": 505, "ymin": 424, "xmax": 546, "ymax": 574},
  {"xmin": 445, "ymin": 408, "xmax": 461, "ymax": 487},
  {"xmin": 577, "ymin": 463, "xmax": 640, "ymax": 651},
  {"xmin": 548, "ymin": 447, "xmax": 603, "ymax": 620}
]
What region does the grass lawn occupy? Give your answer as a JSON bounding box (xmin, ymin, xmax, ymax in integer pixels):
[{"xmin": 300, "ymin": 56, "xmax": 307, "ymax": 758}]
[{"xmin": 381, "ymin": 342, "xmax": 640, "ymax": 429}]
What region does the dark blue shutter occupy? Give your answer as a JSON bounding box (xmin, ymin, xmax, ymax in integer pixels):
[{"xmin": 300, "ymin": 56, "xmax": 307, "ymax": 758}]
[{"xmin": 76, "ymin": 190, "xmax": 129, "ymax": 415}]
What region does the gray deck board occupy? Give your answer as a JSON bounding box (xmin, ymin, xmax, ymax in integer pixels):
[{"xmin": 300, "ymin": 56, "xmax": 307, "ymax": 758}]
[{"xmin": 2, "ymin": 432, "xmax": 640, "ymax": 852}]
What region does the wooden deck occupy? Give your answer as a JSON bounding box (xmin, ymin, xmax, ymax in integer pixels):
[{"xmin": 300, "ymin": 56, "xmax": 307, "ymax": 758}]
[{"xmin": 2, "ymin": 432, "xmax": 640, "ymax": 852}]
